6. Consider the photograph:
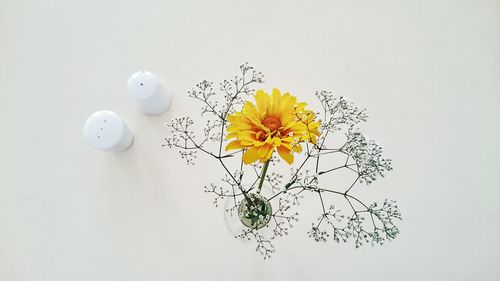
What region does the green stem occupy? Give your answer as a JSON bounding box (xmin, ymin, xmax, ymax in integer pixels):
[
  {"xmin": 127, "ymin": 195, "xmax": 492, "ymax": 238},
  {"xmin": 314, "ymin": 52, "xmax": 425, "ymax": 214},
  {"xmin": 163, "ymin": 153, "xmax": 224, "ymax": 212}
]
[{"xmin": 257, "ymin": 160, "xmax": 270, "ymax": 194}]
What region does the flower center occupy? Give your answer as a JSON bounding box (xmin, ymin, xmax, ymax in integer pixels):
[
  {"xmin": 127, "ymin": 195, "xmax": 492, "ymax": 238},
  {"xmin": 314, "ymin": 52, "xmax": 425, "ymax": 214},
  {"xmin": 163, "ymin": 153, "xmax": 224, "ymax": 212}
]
[{"xmin": 262, "ymin": 116, "xmax": 281, "ymax": 132}]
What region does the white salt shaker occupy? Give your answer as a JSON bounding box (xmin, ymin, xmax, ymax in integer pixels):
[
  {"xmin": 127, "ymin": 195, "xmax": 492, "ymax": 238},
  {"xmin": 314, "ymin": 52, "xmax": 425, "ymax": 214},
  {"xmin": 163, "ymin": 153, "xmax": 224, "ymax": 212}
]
[
  {"xmin": 127, "ymin": 70, "xmax": 171, "ymax": 115},
  {"xmin": 83, "ymin": 110, "xmax": 133, "ymax": 152}
]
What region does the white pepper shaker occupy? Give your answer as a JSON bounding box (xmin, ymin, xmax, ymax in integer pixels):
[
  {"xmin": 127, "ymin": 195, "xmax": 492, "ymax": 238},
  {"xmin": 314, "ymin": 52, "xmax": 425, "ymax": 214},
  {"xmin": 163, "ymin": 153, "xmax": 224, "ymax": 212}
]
[
  {"xmin": 128, "ymin": 70, "xmax": 172, "ymax": 115},
  {"xmin": 83, "ymin": 110, "xmax": 133, "ymax": 152}
]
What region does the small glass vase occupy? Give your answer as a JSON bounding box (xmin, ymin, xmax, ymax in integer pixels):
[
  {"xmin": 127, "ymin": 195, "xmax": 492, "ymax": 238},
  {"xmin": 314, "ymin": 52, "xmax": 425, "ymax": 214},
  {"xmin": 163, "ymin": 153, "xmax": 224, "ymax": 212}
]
[
  {"xmin": 238, "ymin": 193, "xmax": 272, "ymax": 229},
  {"xmin": 224, "ymin": 189, "xmax": 275, "ymax": 238}
]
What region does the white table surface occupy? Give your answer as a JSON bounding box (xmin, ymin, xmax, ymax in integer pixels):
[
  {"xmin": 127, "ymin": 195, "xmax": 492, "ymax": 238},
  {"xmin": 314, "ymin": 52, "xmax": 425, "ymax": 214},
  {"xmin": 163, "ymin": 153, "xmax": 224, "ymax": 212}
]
[{"xmin": 1, "ymin": 0, "xmax": 499, "ymax": 280}]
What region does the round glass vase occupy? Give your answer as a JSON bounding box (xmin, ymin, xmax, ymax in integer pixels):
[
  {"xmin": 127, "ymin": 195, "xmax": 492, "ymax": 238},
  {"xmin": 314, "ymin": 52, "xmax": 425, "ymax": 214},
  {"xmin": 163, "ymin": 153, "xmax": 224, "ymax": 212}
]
[
  {"xmin": 238, "ymin": 193, "xmax": 272, "ymax": 229},
  {"xmin": 224, "ymin": 188, "xmax": 275, "ymax": 238}
]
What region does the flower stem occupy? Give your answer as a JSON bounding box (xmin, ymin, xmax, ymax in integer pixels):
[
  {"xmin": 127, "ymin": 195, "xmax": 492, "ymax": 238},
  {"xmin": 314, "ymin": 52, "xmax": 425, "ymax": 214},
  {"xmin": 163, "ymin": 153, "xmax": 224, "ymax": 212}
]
[{"xmin": 257, "ymin": 160, "xmax": 270, "ymax": 194}]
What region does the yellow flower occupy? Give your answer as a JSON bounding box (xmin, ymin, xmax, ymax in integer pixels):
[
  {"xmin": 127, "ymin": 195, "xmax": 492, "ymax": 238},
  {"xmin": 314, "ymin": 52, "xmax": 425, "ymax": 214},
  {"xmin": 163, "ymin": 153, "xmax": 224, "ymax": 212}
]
[{"xmin": 225, "ymin": 88, "xmax": 320, "ymax": 165}]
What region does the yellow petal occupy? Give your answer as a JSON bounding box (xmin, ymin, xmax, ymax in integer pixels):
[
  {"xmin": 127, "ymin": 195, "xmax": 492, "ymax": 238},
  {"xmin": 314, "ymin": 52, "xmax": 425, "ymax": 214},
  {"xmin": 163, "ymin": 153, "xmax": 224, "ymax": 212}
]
[
  {"xmin": 242, "ymin": 147, "xmax": 260, "ymax": 164},
  {"xmin": 279, "ymin": 95, "xmax": 296, "ymax": 119},
  {"xmin": 241, "ymin": 139, "xmax": 256, "ymax": 146},
  {"xmin": 281, "ymin": 142, "xmax": 293, "ymax": 150},
  {"xmin": 310, "ymin": 134, "xmax": 317, "ymax": 144},
  {"xmin": 263, "ymin": 146, "xmax": 274, "ymax": 162},
  {"xmin": 255, "ymin": 90, "xmax": 270, "ymax": 114},
  {"xmin": 264, "ymin": 134, "xmax": 273, "ymax": 144},
  {"xmin": 225, "ymin": 140, "xmax": 244, "ymax": 151},
  {"xmin": 292, "ymin": 144, "xmax": 303, "ymax": 153},
  {"xmin": 282, "ymin": 121, "xmax": 297, "ymax": 131},
  {"xmin": 277, "ymin": 146, "xmax": 294, "ymax": 164},
  {"xmin": 281, "ymin": 136, "xmax": 297, "ymax": 143},
  {"xmin": 226, "ymin": 132, "xmax": 237, "ymax": 139},
  {"xmin": 242, "ymin": 101, "xmax": 261, "ymax": 120},
  {"xmin": 269, "ymin": 88, "xmax": 282, "ymax": 116},
  {"xmin": 272, "ymin": 137, "xmax": 281, "ymax": 146},
  {"xmin": 237, "ymin": 131, "xmax": 257, "ymax": 141},
  {"xmin": 251, "ymin": 140, "xmax": 266, "ymax": 147},
  {"xmin": 257, "ymin": 144, "xmax": 272, "ymax": 158}
]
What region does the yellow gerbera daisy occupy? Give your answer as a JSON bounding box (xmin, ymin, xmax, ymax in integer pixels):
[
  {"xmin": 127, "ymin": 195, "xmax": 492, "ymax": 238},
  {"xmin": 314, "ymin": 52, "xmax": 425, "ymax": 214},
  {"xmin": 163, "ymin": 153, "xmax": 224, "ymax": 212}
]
[{"xmin": 225, "ymin": 88, "xmax": 321, "ymax": 165}]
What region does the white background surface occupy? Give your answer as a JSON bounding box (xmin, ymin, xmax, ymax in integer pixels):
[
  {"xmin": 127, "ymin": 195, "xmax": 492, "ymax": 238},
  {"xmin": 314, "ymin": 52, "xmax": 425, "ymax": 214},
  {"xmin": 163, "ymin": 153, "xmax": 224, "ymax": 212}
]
[{"xmin": 1, "ymin": 0, "xmax": 499, "ymax": 280}]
